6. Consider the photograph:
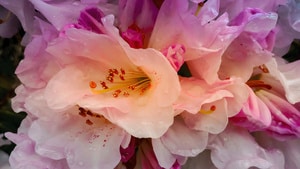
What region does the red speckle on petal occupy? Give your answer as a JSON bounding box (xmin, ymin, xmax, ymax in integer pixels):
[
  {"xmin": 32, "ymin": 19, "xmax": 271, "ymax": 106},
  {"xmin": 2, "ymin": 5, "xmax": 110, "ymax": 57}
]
[{"xmin": 86, "ymin": 119, "xmax": 93, "ymax": 125}]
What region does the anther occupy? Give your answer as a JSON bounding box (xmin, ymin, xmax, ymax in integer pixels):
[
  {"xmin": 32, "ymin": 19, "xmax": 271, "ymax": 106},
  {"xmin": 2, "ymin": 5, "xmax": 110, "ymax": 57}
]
[
  {"xmin": 119, "ymin": 74, "xmax": 125, "ymax": 81},
  {"xmin": 113, "ymin": 90, "xmax": 122, "ymax": 98},
  {"xmin": 106, "ymin": 76, "xmax": 114, "ymax": 82},
  {"xmin": 89, "ymin": 81, "xmax": 97, "ymax": 88},
  {"xmin": 258, "ymin": 65, "xmax": 269, "ymax": 73},
  {"xmin": 100, "ymin": 81, "xmax": 108, "ymax": 89},
  {"xmin": 123, "ymin": 91, "xmax": 130, "ymax": 97},
  {"xmin": 120, "ymin": 68, "xmax": 125, "ymax": 75}
]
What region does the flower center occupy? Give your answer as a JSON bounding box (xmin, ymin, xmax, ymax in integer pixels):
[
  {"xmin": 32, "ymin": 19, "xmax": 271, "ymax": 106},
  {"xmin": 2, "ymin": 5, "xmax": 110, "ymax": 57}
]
[{"xmin": 89, "ymin": 67, "xmax": 151, "ymax": 98}]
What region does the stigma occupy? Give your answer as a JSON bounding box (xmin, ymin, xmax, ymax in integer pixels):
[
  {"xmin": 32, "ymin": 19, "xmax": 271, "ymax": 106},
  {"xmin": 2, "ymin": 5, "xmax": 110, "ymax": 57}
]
[
  {"xmin": 199, "ymin": 105, "xmax": 216, "ymax": 114},
  {"xmin": 89, "ymin": 67, "xmax": 151, "ymax": 98}
]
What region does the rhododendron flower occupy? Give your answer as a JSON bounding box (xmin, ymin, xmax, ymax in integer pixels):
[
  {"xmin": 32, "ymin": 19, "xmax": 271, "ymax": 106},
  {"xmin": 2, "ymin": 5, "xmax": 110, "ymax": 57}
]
[{"xmin": 44, "ymin": 26, "xmax": 180, "ymax": 138}]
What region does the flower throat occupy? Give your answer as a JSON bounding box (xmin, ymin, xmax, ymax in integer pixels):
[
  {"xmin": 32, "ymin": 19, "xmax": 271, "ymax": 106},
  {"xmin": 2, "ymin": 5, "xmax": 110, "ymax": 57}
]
[{"xmin": 89, "ymin": 67, "xmax": 151, "ymax": 97}]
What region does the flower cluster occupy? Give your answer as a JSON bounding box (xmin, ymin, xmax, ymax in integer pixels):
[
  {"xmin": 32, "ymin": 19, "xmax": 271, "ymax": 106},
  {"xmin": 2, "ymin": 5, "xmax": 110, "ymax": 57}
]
[{"xmin": 1, "ymin": 0, "xmax": 300, "ymax": 168}]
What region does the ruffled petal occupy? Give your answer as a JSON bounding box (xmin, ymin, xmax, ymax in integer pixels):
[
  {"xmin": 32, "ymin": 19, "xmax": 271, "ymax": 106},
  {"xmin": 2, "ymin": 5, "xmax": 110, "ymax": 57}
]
[
  {"xmin": 6, "ymin": 132, "xmax": 69, "ymax": 169},
  {"xmin": 27, "ymin": 108, "xmax": 129, "ymax": 169},
  {"xmin": 208, "ymin": 125, "xmax": 285, "ymax": 169},
  {"xmin": 231, "ymin": 87, "xmax": 272, "ymax": 131},
  {"xmin": 182, "ymin": 150, "xmax": 217, "ymax": 169},
  {"xmin": 182, "ymin": 100, "xmax": 228, "ymax": 134},
  {"xmin": 159, "ymin": 117, "xmax": 208, "ymax": 156},
  {"xmin": 256, "ymin": 90, "xmax": 300, "ymax": 138}
]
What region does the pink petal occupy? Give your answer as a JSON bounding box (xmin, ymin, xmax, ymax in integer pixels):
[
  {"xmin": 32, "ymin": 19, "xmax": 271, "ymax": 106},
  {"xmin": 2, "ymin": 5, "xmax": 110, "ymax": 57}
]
[
  {"xmin": 208, "ymin": 125, "xmax": 284, "ymax": 169},
  {"xmin": 0, "ymin": 0, "xmax": 35, "ymax": 33},
  {"xmin": 6, "ymin": 133, "xmax": 69, "ymax": 169},
  {"xmin": 256, "ymin": 90, "xmax": 300, "ymax": 138},
  {"xmin": 28, "ymin": 0, "xmax": 87, "ymax": 30},
  {"xmin": 27, "ymin": 109, "xmax": 129, "ymax": 168},
  {"xmin": 182, "ymin": 150, "xmax": 217, "ymax": 169},
  {"xmin": 160, "ymin": 117, "xmax": 208, "ymax": 156},
  {"xmin": 255, "ymin": 132, "xmax": 300, "ymax": 169},
  {"xmin": 182, "ymin": 100, "xmax": 228, "ymax": 134},
  {"xmin": 231, "ymin": 87, "xmax": 272, "ymax": 131},
  {"xmin": 118, "ymin": 0, "xmax": 158, "ymax": 31},
  {"xmin": 266, "ymin": 57, "xmax": 300, "ymax": 104}
]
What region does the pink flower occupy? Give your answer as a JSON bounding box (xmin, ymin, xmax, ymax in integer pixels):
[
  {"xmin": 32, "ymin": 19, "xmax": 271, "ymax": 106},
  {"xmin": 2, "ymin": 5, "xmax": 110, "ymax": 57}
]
[
  {"xmin": 13, "ymin": 7, "xmax": 181, "ymax": 138},
  {"xmin": 44, "ymin": 25, "xmax": 180, "ymax": 137}
]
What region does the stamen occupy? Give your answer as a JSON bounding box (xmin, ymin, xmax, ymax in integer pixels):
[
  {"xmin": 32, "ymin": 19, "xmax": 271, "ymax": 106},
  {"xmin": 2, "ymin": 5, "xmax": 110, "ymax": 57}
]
[
  {"xmin": 246, "ymin": 80, "xmax": 272, "ymax": 90},
  {"xmin": 199, "ymin": 105, "xmax": 216, "ymax": 114},
  {"xmin": 195, "ymin": 0, "xmax": 208, "ymax": 16},
  {"xmin": 100, "ymin": 81, "xmax": 108, "ymax": 89}
]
